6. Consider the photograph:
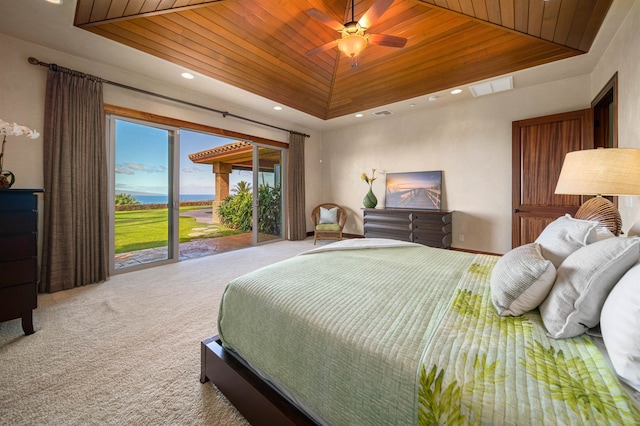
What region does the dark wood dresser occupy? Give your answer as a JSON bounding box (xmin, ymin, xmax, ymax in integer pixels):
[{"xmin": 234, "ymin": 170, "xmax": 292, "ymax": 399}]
[
  {"xmin": 363, "ymin": 208, "xmax": 453, "ymax": 249},
  {"xmin": 0, "ymin": 189, "xmax": 42, "ymax": 335}
]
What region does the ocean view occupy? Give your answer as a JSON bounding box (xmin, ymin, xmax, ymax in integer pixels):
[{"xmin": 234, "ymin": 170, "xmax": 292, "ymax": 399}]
[{"xmin": 133, "ymin": 194, "xmax": 215, "ymax": 204}]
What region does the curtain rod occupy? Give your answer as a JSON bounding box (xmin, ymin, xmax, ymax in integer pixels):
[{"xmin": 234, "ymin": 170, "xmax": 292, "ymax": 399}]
[{"xmin": 27, "ymin": 57, "xmax": 310, "ymax": 138}]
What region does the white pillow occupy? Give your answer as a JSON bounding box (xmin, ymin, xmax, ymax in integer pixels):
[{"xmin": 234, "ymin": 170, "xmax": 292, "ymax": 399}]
[
  {"xmin": 628, "ymin": 219, "xmax": 640, "ymax": 237},
  {"xmin": 319, "ymin": 207, "xmax": 338, "ymax": 224},
  {"xmin": 540, "ymin": 237, "xmax": 640, "ymax": 339},
  {"xmin": 534, "ymin": 214, "xmax": 598, "ymax": 268},
  {"xmin": 601, "ymin": 262, "xmax": 640, "ymax": 391},
  {"xmin": 595, "ymin": 227, "xmax": 616, "ymax": 241},
  {"xmin": 490, "ymin": 243, "xmax": 556, "ymax": 317}
]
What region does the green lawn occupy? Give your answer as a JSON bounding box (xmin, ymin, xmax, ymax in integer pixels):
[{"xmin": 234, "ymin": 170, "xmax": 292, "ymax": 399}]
[{"xmin": 114, "ymin": 206, "xmax": 244, "ymax": 253}]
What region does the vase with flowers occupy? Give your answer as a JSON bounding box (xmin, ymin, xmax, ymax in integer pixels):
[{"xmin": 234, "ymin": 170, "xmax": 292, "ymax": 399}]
[
  {"xmin": 361, "ymin": 168, "xmax": 378, "ymax": 208},
  {"xmin": 0, "ymin": 118, "xmax": 40, "ymax": 189}
]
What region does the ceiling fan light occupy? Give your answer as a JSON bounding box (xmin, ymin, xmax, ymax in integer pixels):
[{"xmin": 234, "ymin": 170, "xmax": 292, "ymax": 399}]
[{"xmin": 338, "ymin": 34, "xmax": 368, "ymax": 57}]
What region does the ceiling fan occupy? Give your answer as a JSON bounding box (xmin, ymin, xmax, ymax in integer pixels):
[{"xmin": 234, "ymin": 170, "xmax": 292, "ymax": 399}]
[{"xmin": 305, "ymin": 0, "xmax": 407, "ymax": 66}]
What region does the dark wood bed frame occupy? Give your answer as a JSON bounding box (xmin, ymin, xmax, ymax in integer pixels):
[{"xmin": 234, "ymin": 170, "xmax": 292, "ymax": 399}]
[{"xmin": 200, "ymin": 336, "xmax": 318, "ymax": 425}]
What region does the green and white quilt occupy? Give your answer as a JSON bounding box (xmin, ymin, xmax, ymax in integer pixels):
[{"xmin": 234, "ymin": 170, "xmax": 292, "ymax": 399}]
[
  {"xmin": 217, "ymin": 240, "xmax": 640, "ymax": 425},
  {"xmin": 417, "ymin": 254, "xmax": 640, "ymax": 425}
]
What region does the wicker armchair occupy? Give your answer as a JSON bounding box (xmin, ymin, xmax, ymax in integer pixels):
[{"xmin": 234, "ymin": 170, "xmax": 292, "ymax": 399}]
[{"xmin": 311, "ymin": 203, "xmax": 347, "ymax": 244}]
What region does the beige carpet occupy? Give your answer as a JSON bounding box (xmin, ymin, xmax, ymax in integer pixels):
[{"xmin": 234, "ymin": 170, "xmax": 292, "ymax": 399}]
[{"xmin": 0, "ymin": 238, "xmax": 318, "ymax": 426}]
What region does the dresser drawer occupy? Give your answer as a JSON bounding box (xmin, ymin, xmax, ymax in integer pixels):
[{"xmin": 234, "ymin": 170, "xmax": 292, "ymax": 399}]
[
  {"xmin": 0, "ymin": 210, "xmax": 37, "ymax": 235},
  {"xmin": 0, "ymin": 193, "xmax": 37, "ymax": 212},
  {"xmin": 364, "ymin": 226, "xmax": 412, "ymax": 242},
  {"xmin": 411, "ymin": 212, "xmax": 452, "ymax": 225},
  {"xmin": 0, "ymin": 283, "xmax": 37, "ymax": 322},
  {"xmin": 0, "ymin": 258, "xmax": 37, "ymax": 287},
  {"xmin": 412, "ymin": 232, "xmax": 452, "ymax": 248},
  {"xmin": 411, "ymin": 220, "xmax": 452, "ymax": 234},
  {"xmin": 0, "ymin": 234, "xmax": 36, "ymax": 260}
]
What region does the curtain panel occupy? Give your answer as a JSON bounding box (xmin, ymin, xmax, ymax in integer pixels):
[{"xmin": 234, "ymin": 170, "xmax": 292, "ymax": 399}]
[
  {"xmin": 286, "ymin": 132, "xmax": 306, "ymax": 240},
  {"xmin": 41, "ymin": 68, "xmax": 109, "ymax": 292}
]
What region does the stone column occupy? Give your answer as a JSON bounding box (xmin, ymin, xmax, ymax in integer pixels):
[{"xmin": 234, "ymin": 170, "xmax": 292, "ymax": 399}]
[{"xmin": 212, "ymin": 163, "xmax": 232, "ymax": 224}]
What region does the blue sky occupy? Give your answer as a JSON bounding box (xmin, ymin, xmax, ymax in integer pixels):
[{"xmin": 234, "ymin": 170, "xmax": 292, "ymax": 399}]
[{"xmin": 115, "ymin": 120, "xmax": 253, "ymax": 195}]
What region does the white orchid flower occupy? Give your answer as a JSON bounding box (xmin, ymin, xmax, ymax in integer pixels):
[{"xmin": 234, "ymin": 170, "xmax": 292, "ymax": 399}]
[
  {"xmin": 26, "ymin": 130, "xmax": 40, "ymax": 139},
  {"xmin": 10, "ymin": 123, "xmax": 24, "ymax": 136},
  {"xmin": 0, "ymin": 118, "xmax": 40, "ymax": 139}
]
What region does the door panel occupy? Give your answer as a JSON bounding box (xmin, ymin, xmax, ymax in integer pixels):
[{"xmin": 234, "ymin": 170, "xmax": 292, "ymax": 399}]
[
  {"xmin": 111, "ymin": 118, "xmax": 177, "ymax": 271},
  {"xmin": 254, "ymin": 145, "xmax": 284, "ymax": 244},
  {"xmin": 512, "ymin": 109, "xmax": 593, "ymax": 247}
]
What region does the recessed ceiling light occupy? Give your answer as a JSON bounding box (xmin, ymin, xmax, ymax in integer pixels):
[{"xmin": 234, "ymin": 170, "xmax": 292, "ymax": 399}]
[
  {"xmin": 45, "ymin": 0, "xmax": 62, "ymax": 4},
  {"xmin": 181, "ymin": 72, "xmax": 194, "ymax": 79},
  {"xmin": 451, "ymin": 89, "xmax": 463, "ymax": 95},
  {"xmin": 409, "ymin": 103, "xmax": 416, "ymax": 107},
  {"xmin": 273, "ymin": 106, "xmax": 283, "ymax": 111},
  {"xmin": 355, "ymin": 113, "xmax": 364, "ymax": 118},
  {"xmin": 428, "ymin": 95, "xmax": 438, "ymax": 102}
]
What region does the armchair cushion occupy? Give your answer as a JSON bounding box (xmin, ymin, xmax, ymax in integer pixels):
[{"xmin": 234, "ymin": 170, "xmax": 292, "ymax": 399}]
[{"xmin": 316, "ymin": 223, "xmax": 341, "ymax": 231}]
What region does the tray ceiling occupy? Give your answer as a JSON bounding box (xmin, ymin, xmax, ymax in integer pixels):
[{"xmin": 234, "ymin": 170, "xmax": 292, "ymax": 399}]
[{"xmin": 74, "ymin": 0, "xmax": 614, "ymax": 120}]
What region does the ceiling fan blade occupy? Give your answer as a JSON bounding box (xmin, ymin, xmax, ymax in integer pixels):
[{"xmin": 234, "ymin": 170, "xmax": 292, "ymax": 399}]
[
  {"xmin": 306, "ymin": 8, "xmax": 345, "ymax": 31},
  {"xmin": 368, "ymin": 33, "xmax": 407, "ymax": 48},
  {"xmin": 306, "ymin": 40, "xmax": 339, "ymax": 56},
  {"xmin": 358, "ymin": 0, "xmax": 395, "ymax": 29}
]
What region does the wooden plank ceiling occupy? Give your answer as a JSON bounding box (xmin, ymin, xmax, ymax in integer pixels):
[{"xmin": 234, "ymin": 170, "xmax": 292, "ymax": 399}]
[{"xmin": 75, "ymin": 0, "xmax": 613, "ymax": 120}]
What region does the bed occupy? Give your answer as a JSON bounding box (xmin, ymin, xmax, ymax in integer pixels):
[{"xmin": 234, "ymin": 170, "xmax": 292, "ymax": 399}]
[{"xmin": 201, "ymin": 234, "xmax": 640, "ymax": 425}]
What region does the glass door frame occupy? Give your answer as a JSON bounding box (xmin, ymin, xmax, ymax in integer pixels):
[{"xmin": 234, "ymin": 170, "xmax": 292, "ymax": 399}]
[
  {"xmin": 107, "ymin": 114, "xmax": 181, "ymax": 275},
  {"xmin": 252, "ymin": 143, "xmax": 286, "ymax": 245}
]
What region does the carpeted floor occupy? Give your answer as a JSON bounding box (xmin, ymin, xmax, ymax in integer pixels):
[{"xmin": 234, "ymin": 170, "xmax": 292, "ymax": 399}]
[{"xmin": 0, "ymin": 238, "xmax": 318, "ymax": 425}]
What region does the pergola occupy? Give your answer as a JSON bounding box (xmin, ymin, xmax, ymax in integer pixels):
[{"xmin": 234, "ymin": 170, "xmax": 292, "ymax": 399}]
[{"xmin": 188, "ymin": 141, "xmax": 280, "ymax": 223}]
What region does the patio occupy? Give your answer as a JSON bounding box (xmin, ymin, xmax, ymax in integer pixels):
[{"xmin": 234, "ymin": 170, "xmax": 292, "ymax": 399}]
[{"xmin": 114, "ymin": 232, "xmax": 253, "ymax": 269}]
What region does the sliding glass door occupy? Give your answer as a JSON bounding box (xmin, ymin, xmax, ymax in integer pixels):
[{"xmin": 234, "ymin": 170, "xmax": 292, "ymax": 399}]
[
  {"xmin": 109, "ymin": 117, "xmax": 178, "ymax": 271},
  {"xmin": 254, "ymin": 145, "xmax": 284, "ymax": 244},
  {"xmin": 108, "ymin": 115, "xmax": 287, "ymax": 272}
]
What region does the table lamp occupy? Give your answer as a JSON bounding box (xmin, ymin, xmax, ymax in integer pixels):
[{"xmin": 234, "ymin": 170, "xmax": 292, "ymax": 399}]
[{"xmin": 555, "ymin": 148, "xmax": 640, "ymax": 236}]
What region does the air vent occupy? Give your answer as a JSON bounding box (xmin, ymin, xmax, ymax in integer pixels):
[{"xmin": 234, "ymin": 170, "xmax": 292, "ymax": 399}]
[
  {"xmin": 373, "ymin": 109, "xmax": 393, "ymax": 117},
  {"xmin": 469, "ymin": 76, "xmax": 513, "ymax": 97}
]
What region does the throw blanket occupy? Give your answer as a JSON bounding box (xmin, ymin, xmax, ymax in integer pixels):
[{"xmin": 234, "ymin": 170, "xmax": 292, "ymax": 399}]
[{"xmin": 418, "ymin": 254, "xmax": 640, "ymax": 425}]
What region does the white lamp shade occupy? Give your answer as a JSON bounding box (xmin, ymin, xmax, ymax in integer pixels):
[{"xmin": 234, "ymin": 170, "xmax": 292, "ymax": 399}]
[{"xmin": 555, "ymin": 148, "xmax": 640, "ymax": 196}]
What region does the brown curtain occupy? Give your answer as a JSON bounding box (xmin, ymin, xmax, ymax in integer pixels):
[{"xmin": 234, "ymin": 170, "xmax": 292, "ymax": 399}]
[
  {"xmin": 40, "ymin": 67, "xmax": 109, "ymax": 292},
  {"xmin": 286, "ymin": 132, "xmax": 307, "ymax": 240}
]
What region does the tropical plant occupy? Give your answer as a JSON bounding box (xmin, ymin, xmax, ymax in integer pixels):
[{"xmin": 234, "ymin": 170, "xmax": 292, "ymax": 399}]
[
  {"xmin": 218, "ymin": 190, "xmax": 252, "ymax": 231},
  {"xmin": 257, "ymin": 184, "xmax": 281, "ymax": 235},
  {"xmin": 232, "ymin": 180, "xmax": 252, "ymax": 194},
  {"xmin": 217, "ymin": 183, "xmax": 281, "ymax": 234},
  {"xmin": 115, "ymin": 193, "xmax": 140, "ymax": 205}
]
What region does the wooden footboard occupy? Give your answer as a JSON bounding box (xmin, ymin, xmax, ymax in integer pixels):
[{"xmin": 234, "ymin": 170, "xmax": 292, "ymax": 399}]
[{"xmin": 200, "ymin": 336, "xmax": 317, "ymax": 426}]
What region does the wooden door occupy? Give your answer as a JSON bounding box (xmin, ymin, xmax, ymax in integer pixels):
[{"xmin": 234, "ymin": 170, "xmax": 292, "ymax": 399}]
[{"xmin": 512, "ymin": 109, "xmax": 593, "ymax": 247}]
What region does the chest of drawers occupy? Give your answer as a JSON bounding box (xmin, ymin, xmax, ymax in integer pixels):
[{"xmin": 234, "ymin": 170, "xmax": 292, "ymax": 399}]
[
  {"xmin": 0, "ymin": 189, "xmax": 42, "ymax": 335},
  {"xmin": 363, "ymin": 208, "xmax": 453, "ymax": 249}
]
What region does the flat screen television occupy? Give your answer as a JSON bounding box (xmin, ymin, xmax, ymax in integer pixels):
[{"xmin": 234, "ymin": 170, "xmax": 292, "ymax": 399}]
[{"xmin": 384, "ymin": 170, "xmax": 443, "ymax": 210}]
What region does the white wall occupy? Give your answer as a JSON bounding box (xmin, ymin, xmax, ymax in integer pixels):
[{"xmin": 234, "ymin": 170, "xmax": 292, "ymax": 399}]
[
  {"xmin": 591, "ymin": 0, "xmax": 640, "ymax": 232},
  {"xmin": 322, "ymin": 76, "xmax": 592, "ymax": 254}
]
